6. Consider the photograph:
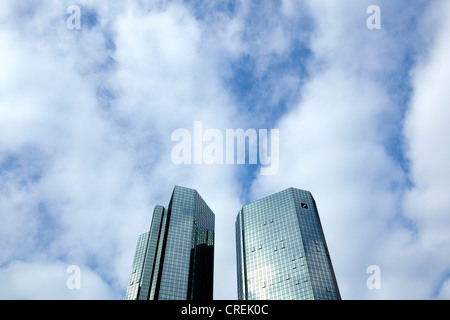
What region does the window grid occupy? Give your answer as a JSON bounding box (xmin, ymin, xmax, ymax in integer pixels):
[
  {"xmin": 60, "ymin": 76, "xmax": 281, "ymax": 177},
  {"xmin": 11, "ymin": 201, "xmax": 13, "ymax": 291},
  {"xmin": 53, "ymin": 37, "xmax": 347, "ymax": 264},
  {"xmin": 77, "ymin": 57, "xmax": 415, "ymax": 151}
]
[{"xmin": 236, "ymin": 188, "xmax": 340, "ymax": 300}]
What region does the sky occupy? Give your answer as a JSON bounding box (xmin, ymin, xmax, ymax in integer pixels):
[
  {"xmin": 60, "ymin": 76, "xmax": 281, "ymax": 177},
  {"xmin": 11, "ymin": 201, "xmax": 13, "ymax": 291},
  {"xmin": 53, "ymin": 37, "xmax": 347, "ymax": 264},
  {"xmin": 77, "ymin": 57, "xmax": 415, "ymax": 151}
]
[{"xmin": 0, "ymin": 0, "xmax": 449, "ymax": 300}]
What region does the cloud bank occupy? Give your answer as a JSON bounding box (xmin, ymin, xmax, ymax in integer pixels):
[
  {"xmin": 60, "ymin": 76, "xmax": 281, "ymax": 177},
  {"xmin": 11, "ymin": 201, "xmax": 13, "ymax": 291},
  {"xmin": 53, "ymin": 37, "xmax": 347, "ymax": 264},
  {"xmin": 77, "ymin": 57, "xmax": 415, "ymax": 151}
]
[{"xmin": 0, "ymin": 0, "xmax": 449, "ymax": 299}]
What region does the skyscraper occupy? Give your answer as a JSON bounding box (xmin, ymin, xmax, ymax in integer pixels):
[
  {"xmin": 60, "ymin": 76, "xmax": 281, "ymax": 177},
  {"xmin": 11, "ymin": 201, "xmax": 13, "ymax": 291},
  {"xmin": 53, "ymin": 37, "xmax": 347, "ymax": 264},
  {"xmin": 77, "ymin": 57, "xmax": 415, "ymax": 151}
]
[
  {"xmin": 235, "ymin": 187, "xmax": 341, "ymax": 300},
  {"xmin": 125, "ymin": 185, "xmax": 215, "ymax": 300}
]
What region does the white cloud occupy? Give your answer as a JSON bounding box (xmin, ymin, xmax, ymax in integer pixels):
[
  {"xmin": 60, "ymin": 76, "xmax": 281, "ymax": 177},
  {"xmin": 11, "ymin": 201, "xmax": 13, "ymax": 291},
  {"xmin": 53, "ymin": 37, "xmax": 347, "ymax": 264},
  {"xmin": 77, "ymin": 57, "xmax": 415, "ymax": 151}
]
[
  {"xmin": 0, "ymin": 259, "xmax": 119, "ymax": 299},
  {"xmin": 436, "ymin": 278, "xmax": 450, "ymax": 300},
  {"xmin": 1, "ymin": 0, "xmax": 449, "ymax": 301},
  {"xmin": 401, "ymin": 0, "xmax": 450, "ymax": 294}
]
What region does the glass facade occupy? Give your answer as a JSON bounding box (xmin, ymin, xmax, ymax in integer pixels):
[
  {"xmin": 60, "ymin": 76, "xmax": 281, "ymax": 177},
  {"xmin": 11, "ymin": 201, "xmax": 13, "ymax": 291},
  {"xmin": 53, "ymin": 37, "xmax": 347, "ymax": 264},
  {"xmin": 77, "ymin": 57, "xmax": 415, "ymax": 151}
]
[
  {"xmin": 236, "ymin": 188, "xmax": 341, "ymax": 300},
  {"xmin": 125, "ymin": 186, "xmax": 215, "ymax": 300}
]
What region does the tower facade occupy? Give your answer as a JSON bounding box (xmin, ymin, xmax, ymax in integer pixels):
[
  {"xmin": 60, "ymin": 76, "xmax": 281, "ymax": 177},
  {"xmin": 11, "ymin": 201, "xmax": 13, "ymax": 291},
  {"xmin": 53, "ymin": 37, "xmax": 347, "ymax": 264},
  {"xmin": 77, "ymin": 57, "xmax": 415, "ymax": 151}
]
[
  {"xmin": 235, "ymin": 187, "xmax": 340, "ymax": 300},
  {"xmin": 125, "ymin": 185, "xmax": 215, "ymax": 300}
]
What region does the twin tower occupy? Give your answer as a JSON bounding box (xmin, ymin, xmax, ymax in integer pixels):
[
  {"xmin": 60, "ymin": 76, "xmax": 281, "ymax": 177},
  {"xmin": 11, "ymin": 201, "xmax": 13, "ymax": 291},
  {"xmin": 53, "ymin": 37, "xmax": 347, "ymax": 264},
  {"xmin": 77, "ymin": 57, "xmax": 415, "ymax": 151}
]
[{"xmin": 125, "ymin": 185, "xmax": 341, "ymax": 300}]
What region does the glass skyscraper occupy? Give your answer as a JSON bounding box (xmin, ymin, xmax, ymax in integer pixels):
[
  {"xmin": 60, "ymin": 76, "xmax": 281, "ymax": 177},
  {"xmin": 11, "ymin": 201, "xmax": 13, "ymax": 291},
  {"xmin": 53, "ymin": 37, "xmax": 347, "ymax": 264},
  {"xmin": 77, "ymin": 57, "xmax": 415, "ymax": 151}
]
[
  {"xmin": 235, "ymin": 187, "xmax": 341, "ymax": 300},
  {"xmin": 125, "ymin": 185, "xmax": 215, "ymax": 300}
]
